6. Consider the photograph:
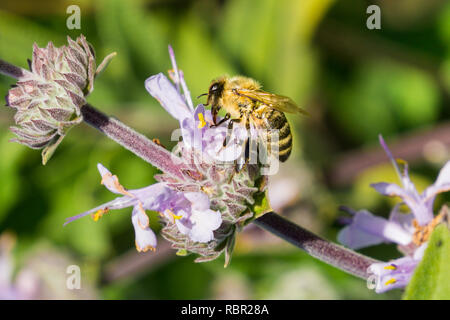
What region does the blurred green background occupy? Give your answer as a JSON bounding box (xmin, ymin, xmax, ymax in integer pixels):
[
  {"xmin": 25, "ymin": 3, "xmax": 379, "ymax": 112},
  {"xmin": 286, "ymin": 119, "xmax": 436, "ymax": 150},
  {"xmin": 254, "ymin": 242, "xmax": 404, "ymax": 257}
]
[{"xmin": 0, "ymin": 0, "xmax": 449, "ymax": 299}]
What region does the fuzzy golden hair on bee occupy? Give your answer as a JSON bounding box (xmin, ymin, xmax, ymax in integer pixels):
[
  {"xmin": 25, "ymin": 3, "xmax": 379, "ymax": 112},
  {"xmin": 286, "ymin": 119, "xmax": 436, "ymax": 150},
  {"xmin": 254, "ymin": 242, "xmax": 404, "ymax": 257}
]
[{"xmin": 200, "ymin": 75, "xmax": 308, "ymax": 164}]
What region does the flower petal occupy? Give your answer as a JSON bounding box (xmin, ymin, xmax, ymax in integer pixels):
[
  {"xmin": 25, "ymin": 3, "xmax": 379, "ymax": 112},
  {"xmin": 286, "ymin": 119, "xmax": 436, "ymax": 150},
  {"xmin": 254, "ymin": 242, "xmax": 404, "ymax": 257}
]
[
  {"xmin": 145, "ymin": 73, "xmax": 192, "ymax": 122},
  {"xmin": 424, "ymin": 161, "xmax": 450, "ymax": 202},
  {"xmin": 371, "ymin": 182, "xmax": 433, "ymax": 225},
  {"xmin": 181, "ymin": 115, "xmax": 203, "ymax": 151},
  {"xmin": 368, "ymin": 256, "xmax": 418, "ymax": 293},
  {"xmin": 189, "ymin": 209, "xmax": 222, "ymax": 243},
  {"xmin": 131, "ymin": 183, "xmax": 176, "ymax": 213},
  {"xmin": 388, "ymin": 204, "xmax": 415, "ymax": 234},
  {"xmin": 337, "ymin": 210, "xmax": 412, "ymax": 249},
  {"xmin": 371, "ymin": 182, "xmax": 410, "ymax": 199},
  {"xmin": 174, "ymin": 210, "xmax": 192, "ymax": 235},
  {"xmin": 167, "ymin": 46, "xmax": 194, "ymax": 111},
  {"xmin": 184, "ymin": 192, "xmax": 210, "ymax": 211},
  {"xmin": 192, "ymin": 209, "xmax": 222, "ymax": 229},
  {"xmin": 97, "ymin": 163, "xmax": 132, "ymax": 196},
  {"xmin": 131, "ymin": 205, "xmax": 157, "ymax": 252},
  {"xmin": 64, "ymin": 196, "xmax": 137, "ymax": 225}
]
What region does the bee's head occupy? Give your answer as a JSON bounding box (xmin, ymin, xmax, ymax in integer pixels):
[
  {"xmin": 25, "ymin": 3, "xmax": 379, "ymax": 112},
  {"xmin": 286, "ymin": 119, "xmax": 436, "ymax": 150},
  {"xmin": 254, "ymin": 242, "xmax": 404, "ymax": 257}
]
[{"xmin": 206, "ymin": 79, "xmax": 225, "ymax": 106}]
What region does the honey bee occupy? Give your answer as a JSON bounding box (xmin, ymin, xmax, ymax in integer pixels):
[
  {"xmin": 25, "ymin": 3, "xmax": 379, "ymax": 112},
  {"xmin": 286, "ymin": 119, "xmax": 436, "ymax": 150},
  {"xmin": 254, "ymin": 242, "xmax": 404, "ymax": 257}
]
[{"xmin": 199, "ymin": 76, "xmax": 308, "ymax": 164}]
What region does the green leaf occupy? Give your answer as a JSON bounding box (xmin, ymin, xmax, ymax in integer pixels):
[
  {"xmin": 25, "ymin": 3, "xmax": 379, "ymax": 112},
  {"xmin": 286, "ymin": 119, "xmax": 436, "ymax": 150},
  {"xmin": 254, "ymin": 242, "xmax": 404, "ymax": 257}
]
[
  {"xmin": 245, "ymin": 175, "xmax": 272, "ymax": 221},
  {"xmin": 41, "ymin": 134, "xmax": 65, "ymax": 165},
  {"xmin": 404, "ymin": 224, "xmax": 450, "ymax": 300},
  {"xmin": 176, "ymin": 249, "xmax": 189, "ymax": 257},
  {"xmin": 249, "ymin": 190, "xmax": 272, "ymax": 221},
  {"xmin": 224, "ymin": 231, "xmax": 236, "ymax": 268}
]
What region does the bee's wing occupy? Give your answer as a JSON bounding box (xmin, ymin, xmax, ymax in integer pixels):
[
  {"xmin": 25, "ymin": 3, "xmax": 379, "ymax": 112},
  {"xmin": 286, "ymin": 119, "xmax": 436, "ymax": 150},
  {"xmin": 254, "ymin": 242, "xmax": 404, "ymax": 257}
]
[{"xmin": 234, "ymin": 89, "xmax": 309, "ymax": 115}]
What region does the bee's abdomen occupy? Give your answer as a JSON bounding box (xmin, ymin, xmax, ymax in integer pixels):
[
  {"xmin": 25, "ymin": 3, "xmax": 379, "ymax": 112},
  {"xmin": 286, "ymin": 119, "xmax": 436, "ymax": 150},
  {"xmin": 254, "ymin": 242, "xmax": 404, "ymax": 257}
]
[{"xmin": 265, "ymin": 110, "xmax": 292, "ymax": 162}]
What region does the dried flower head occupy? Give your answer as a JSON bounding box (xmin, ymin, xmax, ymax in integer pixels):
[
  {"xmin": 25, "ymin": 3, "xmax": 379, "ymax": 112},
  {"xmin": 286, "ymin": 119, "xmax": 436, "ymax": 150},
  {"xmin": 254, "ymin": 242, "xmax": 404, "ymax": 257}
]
[{"xmin": 5, "ymin": 35, "xmax": 115, "ymax": 164}]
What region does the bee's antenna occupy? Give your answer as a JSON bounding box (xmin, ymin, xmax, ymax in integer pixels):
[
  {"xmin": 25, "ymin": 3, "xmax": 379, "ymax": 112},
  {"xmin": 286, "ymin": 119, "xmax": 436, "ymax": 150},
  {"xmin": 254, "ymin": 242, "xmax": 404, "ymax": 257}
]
[{"xmin": 197, "ymin": 93, "xmax": 208, "ymax": 99}]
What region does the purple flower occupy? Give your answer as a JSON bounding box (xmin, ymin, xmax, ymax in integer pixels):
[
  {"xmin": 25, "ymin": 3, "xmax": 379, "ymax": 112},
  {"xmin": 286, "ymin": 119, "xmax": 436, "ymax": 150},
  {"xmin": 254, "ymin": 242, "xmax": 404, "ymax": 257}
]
[
  {"xmin": 144, "ymin": 46, "xmax": 247, "ymax": 163},
  {"xmin": 64, "ymin": 46, "xmax": 261, "ymax": 263},
  {"xmin": 338, "ymin": 206, "xmax": 413, "ymax": 250},
  {"xmin": 371, "ymin": 136, "xmax": 450, "ymax": 226},
  {"xmin": 338, "ymin": 135, "xmax": 450, "ymax": 293},
  {"xmin": 367, "ymin": 243, "xmax": 427, "ymax": 293},
  {"xmin": 64, "ymin": 164, "xmax": 223, "ymax": 251}
]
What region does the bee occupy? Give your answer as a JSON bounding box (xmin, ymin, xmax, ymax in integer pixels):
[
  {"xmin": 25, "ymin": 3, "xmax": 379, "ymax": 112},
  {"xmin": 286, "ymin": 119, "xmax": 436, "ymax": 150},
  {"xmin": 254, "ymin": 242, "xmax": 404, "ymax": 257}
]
[{"xmin": 199, "ymin": 76, "xmax": 308, "ymax": 164}]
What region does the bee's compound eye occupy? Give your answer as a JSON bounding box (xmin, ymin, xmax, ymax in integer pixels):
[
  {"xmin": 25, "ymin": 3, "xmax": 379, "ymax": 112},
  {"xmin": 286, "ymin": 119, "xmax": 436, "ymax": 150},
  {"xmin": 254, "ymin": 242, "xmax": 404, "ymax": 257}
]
[{"xmin": 210, "ymin": 84, "xmax": 218, "ymax": 92}]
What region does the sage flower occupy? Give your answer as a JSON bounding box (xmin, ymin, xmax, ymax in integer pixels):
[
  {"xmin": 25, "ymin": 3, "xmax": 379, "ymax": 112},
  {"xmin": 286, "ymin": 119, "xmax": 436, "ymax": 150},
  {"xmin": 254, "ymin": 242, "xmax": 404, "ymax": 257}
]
[
  {"xmin": 65, "ymin": 164, "xmax": 223, "ymax": 251},
  {"xmin": 338, "ymin": 206, "xmax": 413, "ymax": 250},
  {"xmin": 145, "ymin": 47, "xmax": 247, "ymax": 164},
  {"xmin": 371, "ymin": 137, "xmax": 450, "ymax": 226},
  {"xmin": 65, "ymin": 46, "xmax": 265, "ymax": 264},
  {"xmin": 338, "ymin": 135, "xmax": 450, "ymax": 293}
]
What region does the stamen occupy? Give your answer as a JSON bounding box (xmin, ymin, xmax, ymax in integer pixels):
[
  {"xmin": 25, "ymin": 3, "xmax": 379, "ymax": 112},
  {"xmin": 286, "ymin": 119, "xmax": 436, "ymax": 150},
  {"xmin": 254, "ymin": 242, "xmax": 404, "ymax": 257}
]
[
  {"xmin": 412, "ymin": 211, "xmax": 445, "ymax": 245},
  {"xmin": 200, "ymin": 186, "xmax": 214, "ymax": 195},
  {"xmin": 137, "ymin": 202, "xmax": 150, "ymax": 229},
  {"xmin": 135, "ymin": 241, "xmax": 156, "ymax": 253},
  {"xmin": 198, "ymin": 113, "xmax": 206, "ymax": 129},
  {"xmin": 384, "ymin": 278, "xmax": 397, "ymax": 286},
  {"xmin": 165, "ymin": 209, "xmax": 182, "ymax": 223}
]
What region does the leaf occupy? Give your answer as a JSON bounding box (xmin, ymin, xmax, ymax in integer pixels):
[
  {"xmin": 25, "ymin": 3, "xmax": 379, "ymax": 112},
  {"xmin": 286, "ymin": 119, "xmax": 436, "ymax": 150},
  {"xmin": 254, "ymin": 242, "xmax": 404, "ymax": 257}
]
[
  {"xmin": 176, "ymin": 249, "xmax": 189, "ymax": 256},
  {"xmin": 41, "ymin": 134, "xmax": 65, "ymax": 165},
  {"xmin": 404, "ymin": 224, "xmax": 450, "ymax": 300},
  {"xmin": 94, "ymin": 52, "xmax": 117, "ymax": 79},
  {"xmin": 246, "ymin": 174, "xmax": 272, "ymax": 222},
  {"xmin": 249, "ymin": 190, "xmax": 273, "ymax": 220},
  {"xmin": 224, "ymin": 232, "xmax": 236, "ymax": 268}
]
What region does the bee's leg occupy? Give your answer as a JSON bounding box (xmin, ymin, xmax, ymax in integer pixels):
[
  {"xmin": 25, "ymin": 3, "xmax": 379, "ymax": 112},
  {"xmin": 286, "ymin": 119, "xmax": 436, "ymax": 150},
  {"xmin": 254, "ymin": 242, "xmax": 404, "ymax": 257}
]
[
  {"xmin": 234, "ymin": 118, "xmax": 252, "ymax": 173},
  {"xmin": 210, "ymin": 112, "xmax": 230, "ymax": 128}
]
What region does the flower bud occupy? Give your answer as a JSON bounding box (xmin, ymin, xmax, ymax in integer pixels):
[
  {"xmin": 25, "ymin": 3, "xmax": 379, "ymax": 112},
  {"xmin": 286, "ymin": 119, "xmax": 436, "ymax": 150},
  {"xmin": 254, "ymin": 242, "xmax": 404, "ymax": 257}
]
[
  {"xmin": 5, "ymin": 35, "xmax": 115, "ymax": 164},
  {"xmin": 157, "ymin": 147, "xmax": 267, "ymax": 266}
]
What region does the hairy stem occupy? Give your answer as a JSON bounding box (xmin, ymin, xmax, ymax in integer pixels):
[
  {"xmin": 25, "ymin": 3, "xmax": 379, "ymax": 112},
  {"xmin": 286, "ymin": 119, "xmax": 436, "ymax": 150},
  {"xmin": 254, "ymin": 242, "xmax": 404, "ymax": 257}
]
[
  {"xmin": 81, "ymin": 104, "xmax": 189, "ymax": 180},
  {"xmin": 254, "ymin": 212, "xmax": 378, "ymax": 279},
  {"xmin": 0, "ymin": 59, "xmax": 29, "ymax": 79}
]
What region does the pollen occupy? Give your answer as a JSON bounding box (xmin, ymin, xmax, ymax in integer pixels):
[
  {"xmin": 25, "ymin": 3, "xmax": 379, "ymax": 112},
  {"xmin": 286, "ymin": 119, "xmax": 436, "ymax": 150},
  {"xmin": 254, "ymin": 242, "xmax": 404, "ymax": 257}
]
[
  {"xmin": 168, "ymin": 69, "xmax": 177, "ymax": 83},
  {"xmin": 384, "ymin": 278, "xmax": 397, "ymax": 286},
  {"xmin": 197, "ymin": 113, "xmax": 206, "ymax": 129},
  {"xmin": 91, "ymin": 208, "xmax": 109, "ymax": 221},
  {"xmin": 412, "ymin": 209, "xmax": 446, "ymax": 246},
  {"xmin": 165, "ymin": 209, "xmax": 182, "ymax": 222},
  {"xmin": 384, "ymin": 264, "xmax": 397, "ymax": 270},
  {"xmin": 200, "ymin": 186, "xmax": 214, "ymax": 195}
]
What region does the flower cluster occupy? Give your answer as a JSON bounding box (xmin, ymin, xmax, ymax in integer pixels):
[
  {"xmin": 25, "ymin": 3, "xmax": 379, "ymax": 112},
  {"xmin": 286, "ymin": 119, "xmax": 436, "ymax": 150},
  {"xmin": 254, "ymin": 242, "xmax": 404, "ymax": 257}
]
[
  {"xmin": 5, "ymin": 35, "xmax": 114, "ymax": 164},
  {"xmin": 338, "ymin": 136, "xmax": 450, "ymax": 293},
  {"xmin": 65, "ymin": 47, "xmax": 267, "ymax": 265}
]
